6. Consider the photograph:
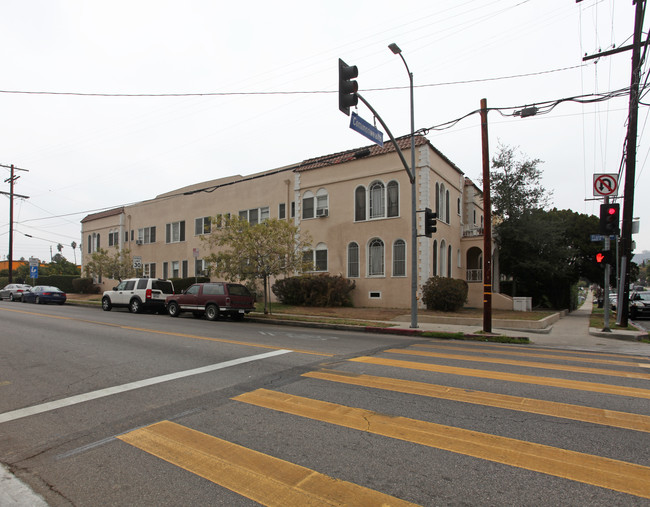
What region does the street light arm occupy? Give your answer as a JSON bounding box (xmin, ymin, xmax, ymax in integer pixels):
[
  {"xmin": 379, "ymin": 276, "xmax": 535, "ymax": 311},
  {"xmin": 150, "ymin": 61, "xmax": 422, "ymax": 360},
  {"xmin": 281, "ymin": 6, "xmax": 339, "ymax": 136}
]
[{"xmin": 356, "ymin": 93, "xmax": 415, "ymax": 183}]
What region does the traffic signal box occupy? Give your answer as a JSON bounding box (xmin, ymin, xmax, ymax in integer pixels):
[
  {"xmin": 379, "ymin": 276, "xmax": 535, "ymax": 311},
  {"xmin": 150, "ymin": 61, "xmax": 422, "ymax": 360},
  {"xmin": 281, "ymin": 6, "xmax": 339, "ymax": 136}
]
[
  {"xmin": 595, "ymin": 250, "xmax": 613, "ymax": 267},
  {"xmin": 599, "ymin": 203, "xmax": 620, "ymax": 236},
  {"xmin": 338, "ymin": 59, "xmax": 358, "ymax": 116},
  {"xmin": 424, "ymin": 208, "xmax": 437, "ymax": 237}
]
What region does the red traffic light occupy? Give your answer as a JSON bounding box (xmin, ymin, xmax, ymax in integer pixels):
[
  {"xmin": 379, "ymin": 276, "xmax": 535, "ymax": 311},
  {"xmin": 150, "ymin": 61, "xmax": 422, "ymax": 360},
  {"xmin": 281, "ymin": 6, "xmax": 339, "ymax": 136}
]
[{"xmin": 607, "ymin": 207, "xmax": 617, "ymax": 215}]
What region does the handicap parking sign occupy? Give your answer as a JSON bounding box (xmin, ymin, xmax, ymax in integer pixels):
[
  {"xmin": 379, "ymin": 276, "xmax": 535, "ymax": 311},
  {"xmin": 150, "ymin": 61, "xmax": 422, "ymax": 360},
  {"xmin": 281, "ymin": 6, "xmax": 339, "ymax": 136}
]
[{"xmin": 29, "ymin": 265, "xmax": 38, "ymax": 278}]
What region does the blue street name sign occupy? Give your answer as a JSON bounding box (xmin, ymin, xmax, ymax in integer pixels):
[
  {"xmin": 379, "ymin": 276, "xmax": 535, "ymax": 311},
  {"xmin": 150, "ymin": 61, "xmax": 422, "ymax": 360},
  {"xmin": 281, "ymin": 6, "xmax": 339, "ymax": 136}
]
[
  {"xmin": 590, "ymin": 234, "xmax": 616, "ymax": 241},
  {"xmin": 349, "ymin": 112, "xmax": 384, "ymax": 147}
]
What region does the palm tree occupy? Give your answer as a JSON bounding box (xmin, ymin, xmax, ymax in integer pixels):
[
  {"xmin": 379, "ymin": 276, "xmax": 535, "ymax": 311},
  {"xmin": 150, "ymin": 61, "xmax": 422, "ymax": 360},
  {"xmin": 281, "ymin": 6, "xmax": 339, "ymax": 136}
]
[{"xmin": 71, "ymin": 241, "xmax": 77, "ymax": 265}]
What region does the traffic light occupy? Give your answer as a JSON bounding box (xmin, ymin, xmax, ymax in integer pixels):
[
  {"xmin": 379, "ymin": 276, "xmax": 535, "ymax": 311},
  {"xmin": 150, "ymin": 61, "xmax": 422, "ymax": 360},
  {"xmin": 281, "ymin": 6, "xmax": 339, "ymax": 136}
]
[
  {"xmin": 599, "ymin": 203, "xmax": 620, "ymax": 236},
  {"xmin": 424, "ymin": 207, "xmax": 437, "ymax": 237},
  {"xmin": 595, "ymin": 250, "xmax": 613, "ymax": 267},
  {"xmin": 338, "ymin": 58, "xmax": 358, "ymax": 116}
]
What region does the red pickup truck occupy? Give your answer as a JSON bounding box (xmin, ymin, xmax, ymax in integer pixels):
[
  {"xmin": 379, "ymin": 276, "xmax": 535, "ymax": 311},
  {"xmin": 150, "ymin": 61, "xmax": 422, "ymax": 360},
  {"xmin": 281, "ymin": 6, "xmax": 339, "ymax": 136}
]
[{"xmin": 165, "ymin": 282, "xmax": 255, "ymax": 321}]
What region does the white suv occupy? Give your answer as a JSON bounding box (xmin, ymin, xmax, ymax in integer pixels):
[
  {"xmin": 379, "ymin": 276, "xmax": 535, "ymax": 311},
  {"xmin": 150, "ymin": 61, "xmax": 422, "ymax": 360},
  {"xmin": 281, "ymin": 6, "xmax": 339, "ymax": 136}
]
[{"xmin": 102, "ymin": 278, "xmax": 174, "ymax": 313}]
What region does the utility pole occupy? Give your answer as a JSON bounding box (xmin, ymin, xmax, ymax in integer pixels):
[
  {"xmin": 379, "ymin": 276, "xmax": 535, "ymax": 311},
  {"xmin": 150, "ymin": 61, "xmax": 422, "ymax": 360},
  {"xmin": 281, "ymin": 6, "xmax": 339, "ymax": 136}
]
[
  {"xmin": 582, "ymin": 0, "xmax": 645, "ymax": 327},
  {"xmin": 2, "ymin": 164, "xmax": 29, "ymax": 283},
  {"xmin": 480, "ymin": 99, "xmax": 492, "ymax": 333},
  {"xmin": 618, "ymin": 0, "xmax": 645, "ymax": 327}
]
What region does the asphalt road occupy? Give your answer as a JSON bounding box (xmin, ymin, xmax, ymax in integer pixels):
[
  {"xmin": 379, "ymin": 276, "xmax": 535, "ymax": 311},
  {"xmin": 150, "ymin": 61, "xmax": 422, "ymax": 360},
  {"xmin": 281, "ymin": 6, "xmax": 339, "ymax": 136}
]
[{"xmin": 1, "ymin": 300, "xmax": 649, "ymax": 506}]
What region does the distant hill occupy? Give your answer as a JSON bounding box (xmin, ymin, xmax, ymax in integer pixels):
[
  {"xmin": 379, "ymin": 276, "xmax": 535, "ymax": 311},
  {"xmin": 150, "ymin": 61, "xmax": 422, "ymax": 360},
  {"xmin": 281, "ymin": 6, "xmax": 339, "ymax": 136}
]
[{"xmin": 633, "ymin": 250, "xmax": 650, "ymax": 265}]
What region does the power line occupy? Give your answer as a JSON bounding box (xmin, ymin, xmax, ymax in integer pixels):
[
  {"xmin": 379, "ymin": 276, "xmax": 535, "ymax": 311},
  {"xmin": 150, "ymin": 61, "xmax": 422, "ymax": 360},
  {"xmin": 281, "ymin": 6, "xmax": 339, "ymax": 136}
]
[{"xmin": 0, "ymin": 64, "xmax": 587, "ymax": 98}]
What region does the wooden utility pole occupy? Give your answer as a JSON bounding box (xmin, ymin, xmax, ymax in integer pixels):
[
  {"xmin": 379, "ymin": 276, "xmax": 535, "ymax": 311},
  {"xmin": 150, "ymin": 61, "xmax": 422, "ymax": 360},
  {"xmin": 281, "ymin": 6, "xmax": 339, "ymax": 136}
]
[
  {"xmin": 480, "ymin": 98, "xmax": 492, "ymax": 333},
  {"xmin": 618, "ymin": 0, "xmax": 645, "ymax": 327},
  {"xmin": 2, "ymin": 164, "xmax": 29, "ymax": 283},
  {"xmin": 581, "ymin": 0, "xmax": 645, "ymax": 327}
]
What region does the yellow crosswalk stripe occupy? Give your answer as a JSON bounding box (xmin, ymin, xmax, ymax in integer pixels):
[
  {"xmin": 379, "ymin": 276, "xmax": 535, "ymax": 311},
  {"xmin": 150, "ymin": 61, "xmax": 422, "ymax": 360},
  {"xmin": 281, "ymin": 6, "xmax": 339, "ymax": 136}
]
[
  {"xmin": 118, "ymin": 420, "xmax": 417, "ymax": 507},
  {"xmin": 234, "ymin": 389, "xmax": 650, "ymax": 500},
  {"xmin": 414, "ymin": 344, "xmax": 645, "ymax": 367},
  {"xmin": 349, "ymin": 357, "xmax": 650, "ymax": 399},
  {"xmin": 303, "ymin": 369, "xmax": 650, "ymax": 433},
  {"xmin": 384, "ymin": 349, "xmax": 650, "ymax": 380}
]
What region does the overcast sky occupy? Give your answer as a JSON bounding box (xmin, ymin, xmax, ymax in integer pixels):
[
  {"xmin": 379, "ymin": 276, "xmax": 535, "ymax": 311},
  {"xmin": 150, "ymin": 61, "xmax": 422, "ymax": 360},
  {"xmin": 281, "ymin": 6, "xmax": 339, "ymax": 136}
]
[{"xmin": 1, "ymin": 0, "xmax": 648, "ymax": 265}]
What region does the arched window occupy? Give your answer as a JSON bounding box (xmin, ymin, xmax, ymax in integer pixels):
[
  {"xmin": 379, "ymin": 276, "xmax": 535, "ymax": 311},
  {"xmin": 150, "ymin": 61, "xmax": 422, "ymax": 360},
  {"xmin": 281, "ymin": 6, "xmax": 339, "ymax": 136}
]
[
  {"xmin": 315, "ymin": 243, "xmax": 328, "ymax": 271},
  {"xmin": 457, "ymin": 197, "xmax": 461, "ymax": 215},
  {"xmin": 347, "ymin": 242, "xmax": 359, "ymax": 278},
  {"xmin": 433, "ymin": 239, "xmax": 438, "ymax": 276},
  {"xmin": 368, "ymin": 238, "xmax": 384, "ymax": 276},
  {"xmin": 445, "ymin": 190, "xmax": 450, "ymax": 223},
  {"xmin": 440, "ymin": 240, "xmax": 447, "ymax": 277},
  {"xmin": 439, "ymin": 184, "xmax": 447, "ymax": 223},
  {"xmin": 302, "ymin": 190, "xmax": 315, "ymax": 219},
  {"xmin": 316, "ymin": 189, "xmax": 328, "ymax": 216},
  {"xmin": 392, "ymin": 239, "xmax": 406, "ymax": 277},
  {"xmin": 387, "ymin": 181, "xmax": 399, "ymax": 217},
  {"xmin": 369, "ymin": 181, "xmax": 385, "ymax": 219},
  {"xmin": 447, "ymin": 245, "xmax": 452, "ymax": 277},
  {"xmin": 435, "ymin": 182, "xmax": 440, "ymax": 217},
  {"xmin": 354, "ymin": 186, "xmax": 366, "ymax": 221},
  {"xmin": 87, "ymin": 235, "xmax": 92, "ymax": 253},
  {"xmin": 96, "ymin": 233, "xmax": 101, "ymax": 251}
]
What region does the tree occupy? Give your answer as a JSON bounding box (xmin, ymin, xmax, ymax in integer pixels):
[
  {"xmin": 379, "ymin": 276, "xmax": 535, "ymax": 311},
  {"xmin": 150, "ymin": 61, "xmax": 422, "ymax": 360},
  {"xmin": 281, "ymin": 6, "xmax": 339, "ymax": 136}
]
[
  {"xmin": 496, "ymin": 208, "xmax": 602, "ymax": 308},
  {"xmin": 490, "ymin": 142, "xmax": 552, "ymax": 219},
  {"xmin": 48, "ymin": 253, "xmax": 81, "ymax": 275},
  {"xmin": 84, "ymin": 247, "xmax": 135, "ymax": 282},
  {"xmin": 71, "ymin": 241, "xmax": 78, "ymax": 265},
  {"xmin": 202, "ymin": 217, "xmax": 312, "ymax": 314}
]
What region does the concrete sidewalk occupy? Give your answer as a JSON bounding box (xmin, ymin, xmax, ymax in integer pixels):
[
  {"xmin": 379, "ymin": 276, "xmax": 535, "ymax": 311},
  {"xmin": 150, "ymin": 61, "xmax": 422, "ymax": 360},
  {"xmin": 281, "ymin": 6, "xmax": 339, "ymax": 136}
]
[{"xmin": 387, "ymin": 295, "xmax": 649, "ymax": 356}]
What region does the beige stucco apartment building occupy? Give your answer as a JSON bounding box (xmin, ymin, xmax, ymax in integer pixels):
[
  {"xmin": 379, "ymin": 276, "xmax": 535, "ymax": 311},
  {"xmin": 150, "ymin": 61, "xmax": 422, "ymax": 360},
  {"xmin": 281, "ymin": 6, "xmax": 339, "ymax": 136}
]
[{"xmin": 81, "ymin": 135, "xmax": 510, "ymax": 310}]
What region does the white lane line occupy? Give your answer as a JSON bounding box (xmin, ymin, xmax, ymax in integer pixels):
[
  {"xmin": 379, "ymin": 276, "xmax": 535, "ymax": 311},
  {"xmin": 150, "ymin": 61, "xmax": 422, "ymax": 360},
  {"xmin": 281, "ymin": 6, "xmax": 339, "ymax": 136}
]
[{"xmin": 0, "ymin": 350, "xmax": 292, "ymax": 424}]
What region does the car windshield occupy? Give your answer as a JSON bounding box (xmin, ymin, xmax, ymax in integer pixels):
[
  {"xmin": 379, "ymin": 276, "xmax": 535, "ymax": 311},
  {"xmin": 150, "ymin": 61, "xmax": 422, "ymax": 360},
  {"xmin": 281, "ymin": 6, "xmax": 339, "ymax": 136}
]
[
  {"xmin": 636, "ymin": 293, "xmax": 650, "ymax": 301},
  {"xmin": 41, "ymin": 286, "xmax": 62, "ymax": 292}
]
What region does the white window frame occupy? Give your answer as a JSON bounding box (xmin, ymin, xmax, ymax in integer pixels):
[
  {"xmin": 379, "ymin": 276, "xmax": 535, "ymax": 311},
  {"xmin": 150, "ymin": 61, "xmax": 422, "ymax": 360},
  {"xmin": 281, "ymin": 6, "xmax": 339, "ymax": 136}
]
[
  {"xmin": 368, "ymin": 238, "xmax": 385, "ymax": 277},
  {"xmin": 195, "ymin": 217, "xmax": 212, "ymax": 236},
  {"xmin": 392, "ymin": 239, "xmax": 406, "ymax": 277},
  {"xmin": 347, "ymin": 242, "xmax": 360, "ymax": 278}
]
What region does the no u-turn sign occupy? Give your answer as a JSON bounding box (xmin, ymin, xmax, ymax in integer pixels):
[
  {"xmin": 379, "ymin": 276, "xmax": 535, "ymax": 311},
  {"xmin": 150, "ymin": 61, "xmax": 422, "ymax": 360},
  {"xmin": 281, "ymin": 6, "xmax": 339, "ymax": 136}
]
[{"xmin": 593, "ymin": 173, "xmax": 618, "ymax": 197}]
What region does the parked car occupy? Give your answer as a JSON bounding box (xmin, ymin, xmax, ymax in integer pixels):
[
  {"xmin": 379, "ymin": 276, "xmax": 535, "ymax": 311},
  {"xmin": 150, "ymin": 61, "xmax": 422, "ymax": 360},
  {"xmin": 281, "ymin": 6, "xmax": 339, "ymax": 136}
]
[
  {"xmin": 165, "ymin": 282, "xmax": 255, "ymax": 321},
  {"xmin": 0, "ymin": 283, "xmax": 32, "ymax": 301},
  {"xmin": 22, "ymin": 286, "xmax": 66, "ymax": 305},
  {"xmin": 102, "ymin": 278, "xmax": 174, "ymax": 313},
  {"xmin": 630, "ymin": 291, "xmax": 650, "ymax": 319}
]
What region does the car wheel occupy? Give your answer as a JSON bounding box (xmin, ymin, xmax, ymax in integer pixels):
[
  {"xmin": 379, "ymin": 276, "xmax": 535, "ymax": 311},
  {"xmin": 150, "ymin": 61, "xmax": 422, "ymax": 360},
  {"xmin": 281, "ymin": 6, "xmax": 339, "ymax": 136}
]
[
  {"xmin": 9, "ymin": 293, "xmax": 15, "ymax": 302},
  {"xmin": 129, "ymin": 298, "xmax": 142, "ymax": 314},
  {"xmin": 205, "ymin": 304, "xmax": 219, "ymax": 321},
  {"xmin": 167, "ymin": 301, "xmax": 180, "ymax": 317},
  {"xmin": 102, "ymin": 297, "xmax": 112, "ymax": 311},
  {"xmin": 35, "ymin": 296, "xmax": 41, "ymax": 304}
]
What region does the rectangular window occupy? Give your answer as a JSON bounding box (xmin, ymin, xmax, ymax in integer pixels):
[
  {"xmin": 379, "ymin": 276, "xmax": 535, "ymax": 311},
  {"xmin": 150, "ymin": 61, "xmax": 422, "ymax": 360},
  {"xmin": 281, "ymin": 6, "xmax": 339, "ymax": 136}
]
[
  {"xmin": 291, "ymin": 202, "xmax": 295, "ymax": 218},
  {"xmin": 194, "ymin": 217, "xmax": 212, "ymax": 235},
  {"xmin": 279, "ymin": 203, "xmax": 286, "ymax": 219},
  {"xmin": 124, "ymin": 231, "xmax": 129, "ymax": 243},
  {"xmin": 195, "ymin": 259, "xmax": 206, "ymax": 276},
  {"xmin": 316, "ymin": 194, "xmax": 328, "ymax": 214},
  {"xmin": 108, "ymin": 231, "xmax": 119, "ymax": 247},
  {"xmin": 239, "ymin": 207, "xmax": 269, "ymax": 225},
  {"xmin": 143, "ymin": 263, "xmax": 156, "ymax": 278},
  {"xmin": 138, "ymin": 226, "xmax": 156, "ymax": 244},
  {"xmin": 166, "ymin": 221, "xmax": 185, "ymax": 243},
  {"xmin": 182, "ymin": 260, "xmax": 188, "ymax": 278},
  {"xmin": 171, "ymin": 261, "xmax": 180, "ymax": 278},
  {"xmin": 163, "ymin": 262, "xmax": 168, "ymax": 279}
]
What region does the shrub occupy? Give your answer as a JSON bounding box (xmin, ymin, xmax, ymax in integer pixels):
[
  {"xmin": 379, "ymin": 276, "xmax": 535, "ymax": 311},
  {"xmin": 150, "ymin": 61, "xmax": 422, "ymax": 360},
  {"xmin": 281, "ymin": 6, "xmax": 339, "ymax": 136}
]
[
  {"xmin": 421, "ymin": 276, "xmax": 468, "ymax": 312},
  {"xmin": 272, "ymin": 274, "xmax": 356, "ymax": 307},
  {"xmin": 31, "ymin": 275, "xmax": 77, "ymax": 293},
  {"xmin": 72, "ymin": 278, "xmax": 97, "ymax": 294}
]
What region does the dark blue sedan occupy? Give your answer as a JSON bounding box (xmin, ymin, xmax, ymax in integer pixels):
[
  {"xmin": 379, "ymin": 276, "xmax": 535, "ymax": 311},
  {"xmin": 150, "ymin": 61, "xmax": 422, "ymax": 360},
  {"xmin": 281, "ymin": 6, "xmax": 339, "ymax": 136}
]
[{"xmin": 22, "ymin": 286, "xmax": 67, "ymax": 305}]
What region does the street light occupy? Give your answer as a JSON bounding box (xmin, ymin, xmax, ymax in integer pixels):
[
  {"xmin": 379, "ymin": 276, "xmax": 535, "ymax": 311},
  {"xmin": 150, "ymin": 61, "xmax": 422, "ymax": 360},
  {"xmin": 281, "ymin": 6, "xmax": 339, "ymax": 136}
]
[{"xmin": 389, "ymin": 43, "xmax": 418, "ymax": 329}]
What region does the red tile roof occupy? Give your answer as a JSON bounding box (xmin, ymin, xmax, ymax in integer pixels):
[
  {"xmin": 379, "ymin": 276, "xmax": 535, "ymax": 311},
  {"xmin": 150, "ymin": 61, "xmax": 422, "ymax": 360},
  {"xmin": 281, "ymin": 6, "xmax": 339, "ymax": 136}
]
[{"xmin": 81, "ymin": 207, "xmax": 124, "ymax": 223}]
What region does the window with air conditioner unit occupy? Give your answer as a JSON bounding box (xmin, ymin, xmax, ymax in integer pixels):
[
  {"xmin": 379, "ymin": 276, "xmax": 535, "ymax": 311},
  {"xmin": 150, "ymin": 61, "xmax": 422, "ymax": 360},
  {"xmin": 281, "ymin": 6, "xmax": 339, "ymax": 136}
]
[{"xmin": 316, "ymin": 208, "xmax": 328, "ymax": 217}]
